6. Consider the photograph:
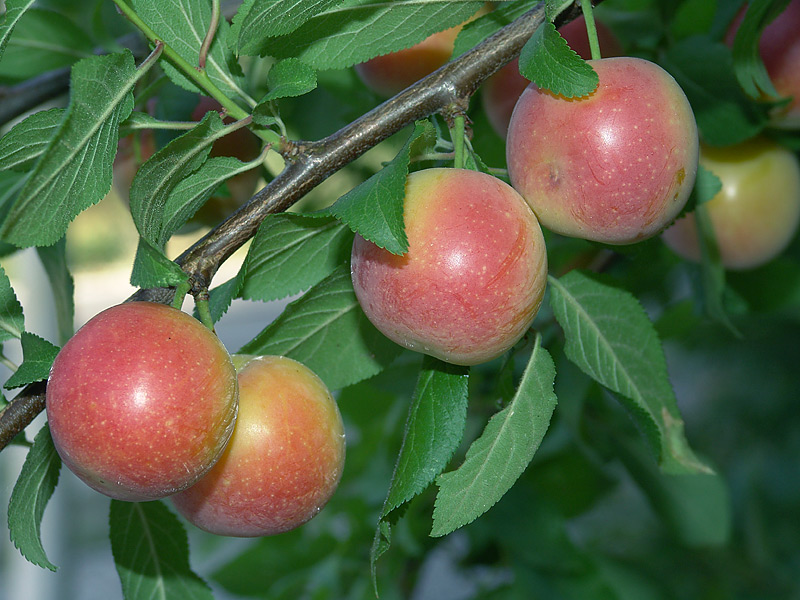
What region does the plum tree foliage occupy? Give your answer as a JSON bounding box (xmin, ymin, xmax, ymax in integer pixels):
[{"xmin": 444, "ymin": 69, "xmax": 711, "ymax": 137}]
[{"xmin": 0, "ymin": 0, "xmax": 799, "ymax": 599}]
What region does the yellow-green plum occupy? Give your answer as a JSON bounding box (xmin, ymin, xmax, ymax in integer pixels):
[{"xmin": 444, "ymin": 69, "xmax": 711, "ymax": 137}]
[
  {"xmin": 46, "ymin": 302, "xmax": 239, "ymax": 502},
  {"xmin": 506, "ymin": 57, "xmax": 699, "ymax": 245},
  {"xmin": 662, "ymin": 138, "xmax": 800, "ymax": 269},
  {"xmin": 350, "ymin": 168, "xmax": 548, "ymax": 366},
  {"xmin": 482, "ymin": 16, "xmax": 624, "ymax": 138},
  {"xmin": 170, "ymin": 356, "xmax": 345, "ymax": 537}
]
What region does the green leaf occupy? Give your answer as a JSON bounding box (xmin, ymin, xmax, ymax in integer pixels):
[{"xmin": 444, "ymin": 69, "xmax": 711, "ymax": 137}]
[
  {"xmin": 662, "ymin": 37, "xmax": 768, "ymax": 146},
  {"xmin": 613, "ymin": 431, "xmax": 730, "ymax": 547},
  {"xmin": 453, "ymin": 0, "xmax": 539, "ymax": 58},
  {"xmin": 3, "ymin": 332, "xmax": 59, "ymax": 390},
  {"xmin": 253, "ymin": 0, "xmax": 484, "ymax": 69},
  {"xmin": 7, "ymin": 424, "xmax": 61, "ymax": 572},
  {"xmin": 239, "ymin": 214, "xmax": 354, "ymax": 303},
  {"xmin": 261, "ymin": 58, "xmax": 318, "ymax": 102},
  {"xmin": 730, "ymin": 0, "xmax": 791, "ymax": 99},
  {"xmin": 36, "ymin": 237, "xmax": 75, "ymax": 345},
  {"xmin": 206, "ymin": 277, "xmax": 241, "ymax": 324},
  {"xmin": 431, "ymin": 336, "xmax": 557, "ymax": 537},
  {"xmin": 548, "ymin": 270, "xmax": 710, "ymax": 474},
  {"xmin": 0, "ymin": 51, "xmax": 138, "ymax": 248},
  {"xmin": 235, "ymin": 0, "xmax": 345, "ymax": 54},
  {"xmin": 0, "ymin": 0, "xmax": 37, "ymax": 60},
  {"xmin": 370, "ymin": 356, "xmax": 469, "ymax": 587},
  {"xmin": 691, "ymin": 164, "xmax": 723, "ymax": 208},
  {"xmin": 519, "ymin": 22, "xmax": 598, "ymax": 99},
  {"xmin": 239, "ymin": 264, "xmax": 402, "ymax": 390},
  {"xmin": 545, "ymin": 0, "xmax": 573, "ymax": 22},
  {"xmin": 110, "ymin": 500, "xmax": 214, "ymax": 600},
  {"xmin": 0, "ymin": 264, "xmax": 24, "ymax": 342},
  {"xmin": 129, "ymin": 0, "xmax": 246, "ymax": 101},
  {"xmin": 130, "ymin": 237, "xmax": 189, "ymax": 289},
  {"xmin": 0, "ymin": 108, "xmax": 64, "ymax": 173},
  {"xmin": 318, "ymin": 121, "xmax": 434, "ymax": 254},
  {"xmin": 690, "ymin": 204, "xmax": 742, "ymax": 337},
  {"xmin": 129, "ymin": 111, "xmax": 226, "ymax": 246},
  {"xmin": 382, "ymin": 356, "xmax": 470, "ymax": 516},
  {"xmin": 160, "ymin": 155, "xmax": 261, "ymax": 244},
  {"xmin": 0, "ymin": 8, "xmax": 93, "ymax": 80}
]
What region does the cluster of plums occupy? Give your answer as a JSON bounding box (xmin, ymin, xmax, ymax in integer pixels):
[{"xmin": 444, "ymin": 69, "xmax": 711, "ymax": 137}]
[
  {"xmin": 46, "ymin": 301, "xmax": 345, "ymax": 537},
  {"xmin": 351, "ymin": 6, "xmax": 800, "ymax": 366}
]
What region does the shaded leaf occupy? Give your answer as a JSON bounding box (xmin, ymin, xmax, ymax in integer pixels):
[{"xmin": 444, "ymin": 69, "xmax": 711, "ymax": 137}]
[
  {"xmin": 0, "ymin": 0, "xmax": 37, "ymax": 60},
  {"xmin": 662, "ymin": 37, "xmax": 768, "ymax": 146},
  {"xmin": 110, "ymin": 500, "xmax": 214, "ymax": 600},
  {"xmin": 432, "ymin": 336, "xmax": 557, "ymax": 536},
  {"xmin": 239, "ymin": 264, "xmax": 401, "ymax": 390},
  {"xmin": 730, "ymin": 0, "xmax": 791, "ymax": 99},
  {"xmin": 548, "ymin": 270, "xmax": 710, "ymax": 474},
  {"xmin": 0, "ymin": 8, "xmax": 93, "ymax": 80},
  {"xmin": 7, "ymin": 424, "xmax": 61, "ymax": 572},
  {"xmin": 129, "ymin": 111, "xmax": 226, "ymax": 246},
  {"xmin": 161, "ymin": 155, "xmax": 261, "ymax": 243},
  {"xmin": 36, "ymin": 237, "xmax": 75, "ymax": 345}
]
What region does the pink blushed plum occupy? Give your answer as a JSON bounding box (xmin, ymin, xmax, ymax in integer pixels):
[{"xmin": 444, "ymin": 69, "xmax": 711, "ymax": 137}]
[
  {"xmin": 46, "ymin": 302, "xmax": 239, "ymax": 502},
  {"xmin": 482, "ymin": 16, "xmax": 624, "ymax": 137},
  {"xmin": 506, "ymin": 57, "xmax": 699, "ymax": 245},
  {"xmin": 350, "ymin": 168, "xmax": 548, "ymax": 366},
  {"xmin": 662, "ymin": 138, "xmax": 800, "ymax": 270},
  {"xmin": 171, "ymin": 356, "xmax": 345, "ymax": 537}
]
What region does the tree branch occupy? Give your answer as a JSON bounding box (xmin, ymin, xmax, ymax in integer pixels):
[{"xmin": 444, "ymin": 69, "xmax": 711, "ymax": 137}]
[{"xmin": 0, "ymin": 1, "xmax": 598, "ymax": 452}]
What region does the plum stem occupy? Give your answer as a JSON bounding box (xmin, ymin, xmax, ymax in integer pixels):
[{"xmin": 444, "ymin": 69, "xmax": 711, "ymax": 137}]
[
  {"xmin": 171, "ymin": 280, "xmax": 191, "ymax": 310},
  {"xmin": 451, "ymin": 115, "xmax": 467, "ymax": 169},
  {"xmin": 579, "ymin": 0, "xmax": 602, "ymax": 60},
  {"xmin": 194, "ymin": 292, "xmax": 216, "ymax": 332}
]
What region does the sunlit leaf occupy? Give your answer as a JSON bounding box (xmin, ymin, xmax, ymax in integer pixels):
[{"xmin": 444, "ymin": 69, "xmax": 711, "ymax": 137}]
[
  {"xmin": 129, "ymin": 0, "xmax": 246, "ymax": 101},
  {"xmin": 240, "ymin": 265, "xmax": 401, "ymax": 390},
  {"xmin": 0, "ymin": 51, "xmax": 138, "ymax": 247},
  {"xmin": 239, "ymin": 214, "xmax": 353, "ymax": 303},
  {"xmin": 519, "ymin": 22, "xmax": 598, "ymax": 98},
  {"xmin": 253, "ymin": 0, "xmax": 484, "ymax": 69},
  {"xmin": 0, "ymin": 108, "xmax": 64, "ymax": 172},
  {"xmin": 3, "ymin": 332, "xmax": 59, "ymax": 390}
]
